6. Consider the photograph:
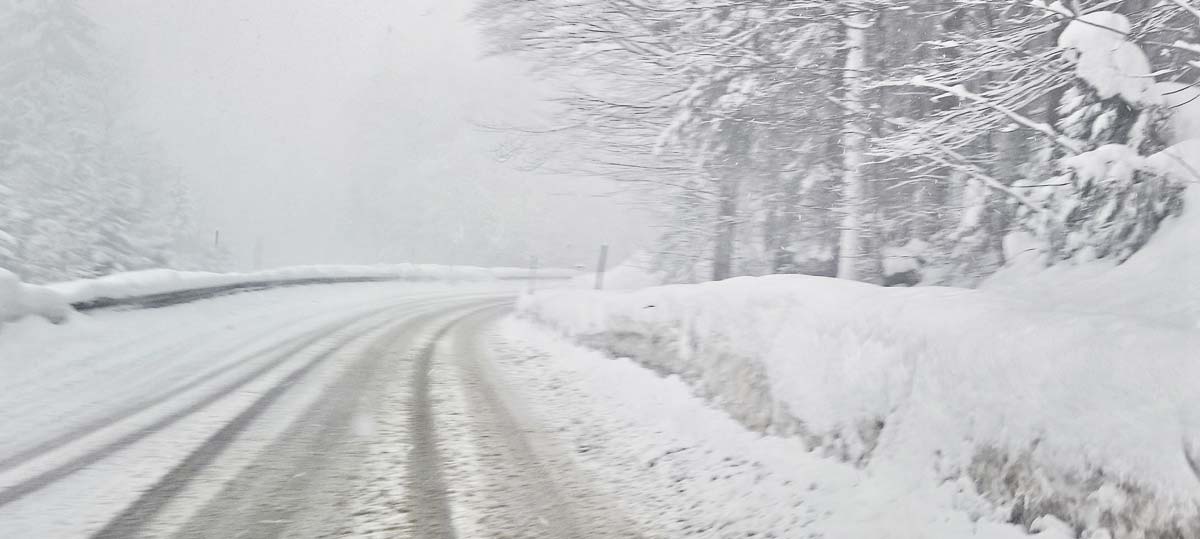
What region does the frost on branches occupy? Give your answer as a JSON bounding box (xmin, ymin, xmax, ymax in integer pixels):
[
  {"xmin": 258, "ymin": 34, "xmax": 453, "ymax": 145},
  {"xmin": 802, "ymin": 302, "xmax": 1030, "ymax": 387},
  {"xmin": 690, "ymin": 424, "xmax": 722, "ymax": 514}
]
[{"xmin": 1014, "ymin": 11, "xmax": 1188, "ymax": 264}]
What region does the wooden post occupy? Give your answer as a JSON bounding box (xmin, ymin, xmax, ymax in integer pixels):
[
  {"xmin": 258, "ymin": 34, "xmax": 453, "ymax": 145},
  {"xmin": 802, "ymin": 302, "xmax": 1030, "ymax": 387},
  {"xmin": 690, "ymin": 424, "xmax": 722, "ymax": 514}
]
[
  {"xmin": 528, "ymin": 256, "xmax": 539, "ymax": 293},
  {"xmin": 594, "ymin": 244, "xmax": 609, "ymax": 290}
]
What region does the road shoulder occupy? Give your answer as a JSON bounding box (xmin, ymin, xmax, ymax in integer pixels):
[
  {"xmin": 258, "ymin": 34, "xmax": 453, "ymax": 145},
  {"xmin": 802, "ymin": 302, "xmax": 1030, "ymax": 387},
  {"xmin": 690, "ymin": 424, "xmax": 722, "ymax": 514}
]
[{"xmin": 433, "ymin": 308, "xmax": 644, "ymax": 539}]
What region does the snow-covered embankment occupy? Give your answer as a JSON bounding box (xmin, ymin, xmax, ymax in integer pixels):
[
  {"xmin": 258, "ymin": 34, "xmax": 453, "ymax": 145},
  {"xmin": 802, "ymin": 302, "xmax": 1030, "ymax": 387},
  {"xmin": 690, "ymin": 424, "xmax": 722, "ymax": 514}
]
[{"xmin": 518, "ymin": 275, "xmax": 1200, "ymax": 537}]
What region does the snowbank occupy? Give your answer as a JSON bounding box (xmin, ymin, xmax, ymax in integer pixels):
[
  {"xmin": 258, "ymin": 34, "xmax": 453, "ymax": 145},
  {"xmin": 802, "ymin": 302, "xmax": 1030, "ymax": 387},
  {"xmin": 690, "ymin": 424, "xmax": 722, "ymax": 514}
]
[
  {"xmin": 0, "ymin": 269, "xmax": 70, "ymax": 328},
  {"xmin": 519, "ymin": 276, "xmax": 1200, "ymax": 537}
]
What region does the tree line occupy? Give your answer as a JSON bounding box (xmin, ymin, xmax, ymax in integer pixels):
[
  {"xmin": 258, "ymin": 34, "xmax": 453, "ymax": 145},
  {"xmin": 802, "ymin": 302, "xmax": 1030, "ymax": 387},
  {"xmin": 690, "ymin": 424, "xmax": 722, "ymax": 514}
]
[
  {"xmin": 0, "ymin": 0, "xmax": 223, "ymax": 283},
  {"xmin": 474, "ymin": 0, "xmax": 1200, "ymax": 285}
]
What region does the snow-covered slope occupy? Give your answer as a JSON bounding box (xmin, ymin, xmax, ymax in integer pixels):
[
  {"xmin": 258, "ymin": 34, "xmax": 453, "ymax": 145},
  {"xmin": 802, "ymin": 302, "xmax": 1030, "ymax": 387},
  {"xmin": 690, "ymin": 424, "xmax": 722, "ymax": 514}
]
[{"xmin": 519, "ymin": 273, "xmax": 1200, "ymax": 537}]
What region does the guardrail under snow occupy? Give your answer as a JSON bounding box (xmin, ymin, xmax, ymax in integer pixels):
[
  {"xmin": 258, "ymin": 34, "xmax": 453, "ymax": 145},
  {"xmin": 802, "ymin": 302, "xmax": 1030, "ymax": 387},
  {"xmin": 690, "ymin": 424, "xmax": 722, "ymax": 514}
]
[{"xmin": 1, "ymin": 264, "xmax": 575, "ymax": 327}]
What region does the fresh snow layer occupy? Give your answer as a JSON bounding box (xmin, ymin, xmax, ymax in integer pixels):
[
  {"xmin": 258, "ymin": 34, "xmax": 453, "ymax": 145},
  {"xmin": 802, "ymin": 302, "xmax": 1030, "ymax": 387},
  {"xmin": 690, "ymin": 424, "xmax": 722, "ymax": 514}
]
[{"xmin": 519, "ymin": 273, "xmax": 1200, "ymax": 535}]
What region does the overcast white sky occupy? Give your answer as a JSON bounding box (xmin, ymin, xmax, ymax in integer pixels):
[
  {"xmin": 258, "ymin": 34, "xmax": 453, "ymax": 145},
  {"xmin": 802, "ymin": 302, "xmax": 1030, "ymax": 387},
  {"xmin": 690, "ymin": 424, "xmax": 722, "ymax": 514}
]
[{"xmin": 84, "ymin": 0, "xmax": 653, "ymax": 269}]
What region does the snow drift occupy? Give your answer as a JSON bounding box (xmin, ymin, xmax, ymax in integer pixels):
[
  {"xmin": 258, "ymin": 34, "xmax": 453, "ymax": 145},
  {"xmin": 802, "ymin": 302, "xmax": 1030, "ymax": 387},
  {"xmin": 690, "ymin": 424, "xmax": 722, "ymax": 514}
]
[{"xmin": 519, "ymin": 276, "xmax": 1200, "ymax": 537}]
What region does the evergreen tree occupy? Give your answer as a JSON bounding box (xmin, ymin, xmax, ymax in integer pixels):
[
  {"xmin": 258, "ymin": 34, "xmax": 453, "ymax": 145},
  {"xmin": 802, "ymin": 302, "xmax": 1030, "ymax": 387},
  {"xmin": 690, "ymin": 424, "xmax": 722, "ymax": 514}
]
[
  {"xmin": 0, "ymin": 0, "xmax": 214, "ymax": 281},
  {"xmin": 475, "ymin": 0, "xmax": 1200, "ymax": 286}
]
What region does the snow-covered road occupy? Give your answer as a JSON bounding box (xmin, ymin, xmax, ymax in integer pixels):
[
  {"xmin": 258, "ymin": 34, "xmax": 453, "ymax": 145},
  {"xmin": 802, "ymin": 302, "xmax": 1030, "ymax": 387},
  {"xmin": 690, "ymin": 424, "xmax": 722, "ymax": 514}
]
[{"xmin": 0, "ymin": 282, "xmax": 528, "ymax": 538}]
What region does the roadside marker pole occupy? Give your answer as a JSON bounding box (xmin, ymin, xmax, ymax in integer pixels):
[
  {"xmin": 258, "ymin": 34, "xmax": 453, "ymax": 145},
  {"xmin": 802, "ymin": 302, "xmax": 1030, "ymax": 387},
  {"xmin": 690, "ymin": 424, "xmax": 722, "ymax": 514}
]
[
  {"xmin": 595, "ymin": 244, "xmax": 609, "ymax": 290},
  {"xmin": 528, "ymin": 256, "xmax": 539, "ymax": 294}
]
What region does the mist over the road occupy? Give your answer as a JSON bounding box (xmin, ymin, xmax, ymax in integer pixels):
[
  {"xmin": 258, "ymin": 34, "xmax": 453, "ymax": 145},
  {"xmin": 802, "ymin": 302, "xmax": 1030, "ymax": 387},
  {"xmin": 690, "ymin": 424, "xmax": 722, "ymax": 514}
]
[{"xmin": 84, "ymin": 0, "xmax": 652, "ymax": 269}]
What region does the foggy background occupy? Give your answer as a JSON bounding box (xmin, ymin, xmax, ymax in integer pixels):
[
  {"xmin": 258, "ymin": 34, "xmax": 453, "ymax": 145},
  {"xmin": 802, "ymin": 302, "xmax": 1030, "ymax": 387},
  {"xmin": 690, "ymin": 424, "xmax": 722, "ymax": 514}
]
[{"xmin": 83, "ymin": 0, "xmax": 653, "ymax": 270}]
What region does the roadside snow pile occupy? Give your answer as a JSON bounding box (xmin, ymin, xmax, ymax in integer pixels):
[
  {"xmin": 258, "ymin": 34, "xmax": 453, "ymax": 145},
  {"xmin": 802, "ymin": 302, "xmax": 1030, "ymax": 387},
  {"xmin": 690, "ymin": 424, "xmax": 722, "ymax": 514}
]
[
  {"xmin": 519, "ymin": 276, "xmax": 1200, "ymax": 537},
  {"xmin": 50, "ymin": 264, "xmax": 575, "ymax": 307},
  {"xmin": 0, "ymin": 269, "xmax": 70, "ymax": 328}
]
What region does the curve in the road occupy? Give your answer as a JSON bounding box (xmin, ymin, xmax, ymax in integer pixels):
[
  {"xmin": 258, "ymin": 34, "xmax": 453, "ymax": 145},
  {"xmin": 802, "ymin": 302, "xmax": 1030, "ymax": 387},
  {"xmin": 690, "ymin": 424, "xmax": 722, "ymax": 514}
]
[
  {"xmin": 89, "ymin": 298, "xmax": 512, "ymax": 539},
  {"xmin": 405, "ymin": 315, "xmax": 471, "ymax": 539}
]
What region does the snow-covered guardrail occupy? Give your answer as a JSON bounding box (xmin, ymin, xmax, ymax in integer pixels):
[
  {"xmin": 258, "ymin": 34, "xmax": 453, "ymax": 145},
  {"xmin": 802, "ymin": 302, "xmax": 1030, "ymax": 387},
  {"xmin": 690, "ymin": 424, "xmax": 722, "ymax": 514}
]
[
  {"xmin": 0, "ymin": 264, "xmax": 576, "ymax": 328},
  {"xmin": 518, "ymin": 275, "xmax": 1200, "ymax": 538}
]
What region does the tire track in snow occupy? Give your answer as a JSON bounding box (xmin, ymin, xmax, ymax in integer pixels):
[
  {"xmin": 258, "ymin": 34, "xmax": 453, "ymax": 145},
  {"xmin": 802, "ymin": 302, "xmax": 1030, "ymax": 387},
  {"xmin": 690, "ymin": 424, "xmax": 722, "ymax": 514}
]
[
  {"xmin": 403, "ymin": 309, "xmax": 475, "ymax": 539},
  {"xmin": 0, "ymin": 302, "xmax": 405, "ymax": 475},
  {"xmin": 90, "ymin": 299, "xmax": 509, "ymax": 539},
  {"xmin": 0, "ymin": 302, "xmax": 415, "ymax": 509},
  {"xmin": 438, "ymin": 307, "xmax": 645, "ymax": 539},
  {"xmin": 164, "ymin": 300, "xmax": 511, "ymax": 539}
]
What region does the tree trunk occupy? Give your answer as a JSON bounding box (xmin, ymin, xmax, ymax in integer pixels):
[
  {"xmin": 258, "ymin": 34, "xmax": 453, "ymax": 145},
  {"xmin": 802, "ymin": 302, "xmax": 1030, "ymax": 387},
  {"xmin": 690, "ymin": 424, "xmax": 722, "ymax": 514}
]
[
  {"xmin": 774, "ymin": 171, "xmax": 802, "ymax": 273},
  {"xmin": 712, "ymin": 176, "xmax": 738, "ymax": 281},
  {"xmin": 836, "ymin": 13, "xmax": 870, "ymax": 281}
]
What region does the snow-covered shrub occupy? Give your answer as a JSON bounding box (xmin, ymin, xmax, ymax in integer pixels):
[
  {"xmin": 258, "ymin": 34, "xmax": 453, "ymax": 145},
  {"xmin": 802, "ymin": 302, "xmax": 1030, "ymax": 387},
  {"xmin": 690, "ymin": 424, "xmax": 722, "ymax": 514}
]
[
  {"xmin": 1019, "ymin": 143, "xmax": 1185, "ymax": 262},
  {"xmin": 1011, "ymin": 11, "xmax": 1188, "ymax": 265}
]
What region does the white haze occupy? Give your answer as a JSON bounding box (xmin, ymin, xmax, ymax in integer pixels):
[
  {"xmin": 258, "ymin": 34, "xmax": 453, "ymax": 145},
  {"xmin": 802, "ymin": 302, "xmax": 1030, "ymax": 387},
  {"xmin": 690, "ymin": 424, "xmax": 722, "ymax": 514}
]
[{"xmin": 84, "ymin": 0, "xmax": 652, "ymax": 270}]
